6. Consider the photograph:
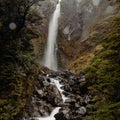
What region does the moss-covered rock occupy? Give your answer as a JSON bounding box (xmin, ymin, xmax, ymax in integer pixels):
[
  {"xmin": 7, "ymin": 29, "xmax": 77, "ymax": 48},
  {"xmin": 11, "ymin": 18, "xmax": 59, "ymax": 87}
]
[{"xmin": 81, "ymin": 16, "xmax": 120, "ymax": 120}]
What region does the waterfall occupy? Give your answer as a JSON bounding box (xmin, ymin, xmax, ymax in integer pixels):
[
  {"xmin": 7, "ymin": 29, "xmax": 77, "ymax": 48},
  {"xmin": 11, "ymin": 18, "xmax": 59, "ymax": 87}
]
[{"xmin": 43, "ymin": 0, "xmax": 61, "ymax": 71}]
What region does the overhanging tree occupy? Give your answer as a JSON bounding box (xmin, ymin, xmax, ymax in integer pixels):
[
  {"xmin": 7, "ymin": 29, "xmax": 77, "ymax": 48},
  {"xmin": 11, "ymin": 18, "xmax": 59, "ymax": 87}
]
[{"xmin": 0, "ymin": 0, "xmax": 43, "ymax": 33}]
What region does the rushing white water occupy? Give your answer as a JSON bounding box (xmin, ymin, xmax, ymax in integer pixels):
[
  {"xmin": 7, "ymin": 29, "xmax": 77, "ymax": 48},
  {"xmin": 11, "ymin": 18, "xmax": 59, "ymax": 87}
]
[
  {"xmin": 37, "ymin": 77, "xmax": 68, "ymax": 120},
  {"xmin": 51, "ymin": 78, "xmax": 69, "ymax": 103},
  {"xmin": 43, "ymin": 0, "xmax": 61, "ymax": 71},
  {"xmin": 37, "ymin": 1, "xmax": 64, "ymax": 119},
  {"xmin": 38, "ymin": 107, "xmax": 61, "ymax": 120}
]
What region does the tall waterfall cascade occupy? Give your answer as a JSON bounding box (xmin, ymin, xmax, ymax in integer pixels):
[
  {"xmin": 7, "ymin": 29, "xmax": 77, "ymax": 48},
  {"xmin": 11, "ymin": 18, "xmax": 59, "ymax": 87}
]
[{"xmin": 43, "ymin": 0, "xmax": 61, "ymax": 71}]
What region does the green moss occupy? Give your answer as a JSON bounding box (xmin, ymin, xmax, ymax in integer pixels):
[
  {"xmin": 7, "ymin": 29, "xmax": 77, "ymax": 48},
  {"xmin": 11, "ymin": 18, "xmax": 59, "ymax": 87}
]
[
  {"xmin": 0, "ymin": 6, "xmax": 41, "ymax": 120},
  {"xmin": 83, "ymin": 16, "xmax": 120, "ymax": 120},
  {"xmin": 0, "ymin": 60, "xmax": 40, "ymax": 119}
]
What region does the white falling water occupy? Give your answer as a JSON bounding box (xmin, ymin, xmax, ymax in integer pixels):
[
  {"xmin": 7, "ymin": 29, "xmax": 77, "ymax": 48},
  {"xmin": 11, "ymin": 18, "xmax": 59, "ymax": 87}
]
[
  {"xmin": 38, "ymin": 107, "xmax": 61, "ymax": 120},
  {"xmin": 43, "ymin": 0, "xmax": 61, "ymax": 71},
  {"xmin": 50, "ymin": 78, "xmax": 69, "ymax": 103}
]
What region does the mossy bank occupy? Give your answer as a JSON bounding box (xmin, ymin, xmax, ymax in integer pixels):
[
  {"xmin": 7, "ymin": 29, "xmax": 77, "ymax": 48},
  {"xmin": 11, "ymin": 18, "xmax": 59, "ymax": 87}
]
[{"xmin": 68, "ymin": 11, "xmax": 120, "ymax": 120}]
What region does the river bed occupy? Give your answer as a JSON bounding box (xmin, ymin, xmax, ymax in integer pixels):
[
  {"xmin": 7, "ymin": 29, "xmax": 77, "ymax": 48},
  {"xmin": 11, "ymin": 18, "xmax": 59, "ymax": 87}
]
[{"xmin": 35, "ymin": 78, "xmax": 69, "ymax": 120}]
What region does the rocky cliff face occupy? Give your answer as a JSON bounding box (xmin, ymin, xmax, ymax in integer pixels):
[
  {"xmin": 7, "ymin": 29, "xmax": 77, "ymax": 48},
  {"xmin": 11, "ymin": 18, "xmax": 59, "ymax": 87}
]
[
  {"xmin": 58, "ymin": 0, "xmax": 117, "ymax": 69},
  {"xmin": 33, "ymin": 0, "xmax": 117, "ymax": 69}
]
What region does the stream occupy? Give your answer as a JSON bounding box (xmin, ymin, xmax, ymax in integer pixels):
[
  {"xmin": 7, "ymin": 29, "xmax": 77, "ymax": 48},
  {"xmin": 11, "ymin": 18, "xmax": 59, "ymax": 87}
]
[
  {"xmin": 36, "ymin": 78, "xmax": 69, "ymax": 120},
  {"xmin": 38, "ymin": 107, "xmax": 60, "ymax": 120},
  {"xmin": 39, "ymin": 1, "xmax": 63, "ymax": 118},
  {"xmin": 26, "ymin": 0, "xmax": 91, "ymax": 119},
  {"xmin": 24, "ymin": 71, "xmax": 91, "ymax": 120}
]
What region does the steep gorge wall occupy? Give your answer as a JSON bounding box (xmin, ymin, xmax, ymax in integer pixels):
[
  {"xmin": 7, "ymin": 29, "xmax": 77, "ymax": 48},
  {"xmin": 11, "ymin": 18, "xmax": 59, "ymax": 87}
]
[
  {"xmin": 33, "ymin": 0, "xmax": 118, "ymax": 70},
  {"xmin": 58, "ymin": 0, "xmax": 117, "ymax": 69}
]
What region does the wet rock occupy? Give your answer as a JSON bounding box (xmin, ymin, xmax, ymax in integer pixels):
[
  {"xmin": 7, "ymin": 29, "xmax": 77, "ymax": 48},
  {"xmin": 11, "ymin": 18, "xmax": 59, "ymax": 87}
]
[
  {"xmin": 39, "ymin": 108, "xmax": 49, "ymax": 116},
  {"xmin": 62, "ymin": 109, "xmax": 69, "ymax": 115},
  {"xmin": 31, "ymin": 118, "xmax": 39, "ymax": 120},
  {"xmin": 36, "ymin": 90, "xmax": 44, "ymax": 97},
  {"xmin": 43, "ymin": 80, "xmax": 50, "ymax": 87},
  {"xmin": 83, "ymin": 95, "xmax": 91, "ymax": 105},
  {"xmin": 65, "ymin": 98, "xmax": 76, "ymax": 103},
  {"xmin": 72, "ymin": 85, "xmax": 80, "ymax": 94},
  {"xmin": 77, "ymin": 106, "xmax": 87, "ymax": 116},
  {"xmin": 80, "ymin": 75, "xmax": 86, "ymax": 82},
  {"xmin": 55, "ymin": 112, "xmax": 68, "ymax": 120},
  {"xmin": 48, "ymin": 72, "xmax": 58, "ymax": 78},
  {"xmin": 71, "ymin": 116, "xmax": 82, "ymax": 120},
  {"xmin": 64, "ymin": 85, "xmax": 71, "ymax": 92},
  {"xmin": 54, "ymin": 97, "xmax": 63, "ymax": 105},
  {"xmin": 69, "ymin": 79, "xmax": 75, "ymax": 86},
  {"xmin": 46, "ymin": 77, "xmax": 51, "ymax": 82},
  {"xmin": 33, "ymin": 110, "xmax": 40, "ymax": 117},
  {"xmin": 59, "ymin": 79, "xmax": 66, "ymax": 85},
  {"xmin": 59, "ymin": 71, "xmax": 72, "ymax": 79},
  {"xmin": 44, "ymin": 85, "xmax": 62, "ymax": 106},
  {"xmin": 69, "ymin": 69, "xmax": 75, "ymax": 74},
  {"xmin": 75, "ymin": 103, "xmax": 80, "ymax": 108},
  {"xmin": 47, "ymin": 93, "xmax": 55, "ymax": 104},
  {"xmin": 24, "ymin": 71, "xmax": 90, "ymax": 120}
]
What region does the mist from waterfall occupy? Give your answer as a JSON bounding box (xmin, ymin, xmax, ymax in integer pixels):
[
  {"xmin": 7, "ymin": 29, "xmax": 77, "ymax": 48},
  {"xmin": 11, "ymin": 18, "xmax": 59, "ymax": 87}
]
[{"xmin": 43, "ymin": 0, "xmax": 61, "ymax": 71}]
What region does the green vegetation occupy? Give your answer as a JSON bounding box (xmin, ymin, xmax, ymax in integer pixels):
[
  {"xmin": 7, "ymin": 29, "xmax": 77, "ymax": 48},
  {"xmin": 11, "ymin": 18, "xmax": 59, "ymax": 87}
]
[
  {"xmin": 83, "ymin": 16, "xmax": 120, "ymax": 120},
  {"xmin": 0, "ymin": 0, "xmax": 120, "ymax": 120},
  {"xmin": 0, "ymin": 0, "xmax": 42, "ymax": 119}
]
